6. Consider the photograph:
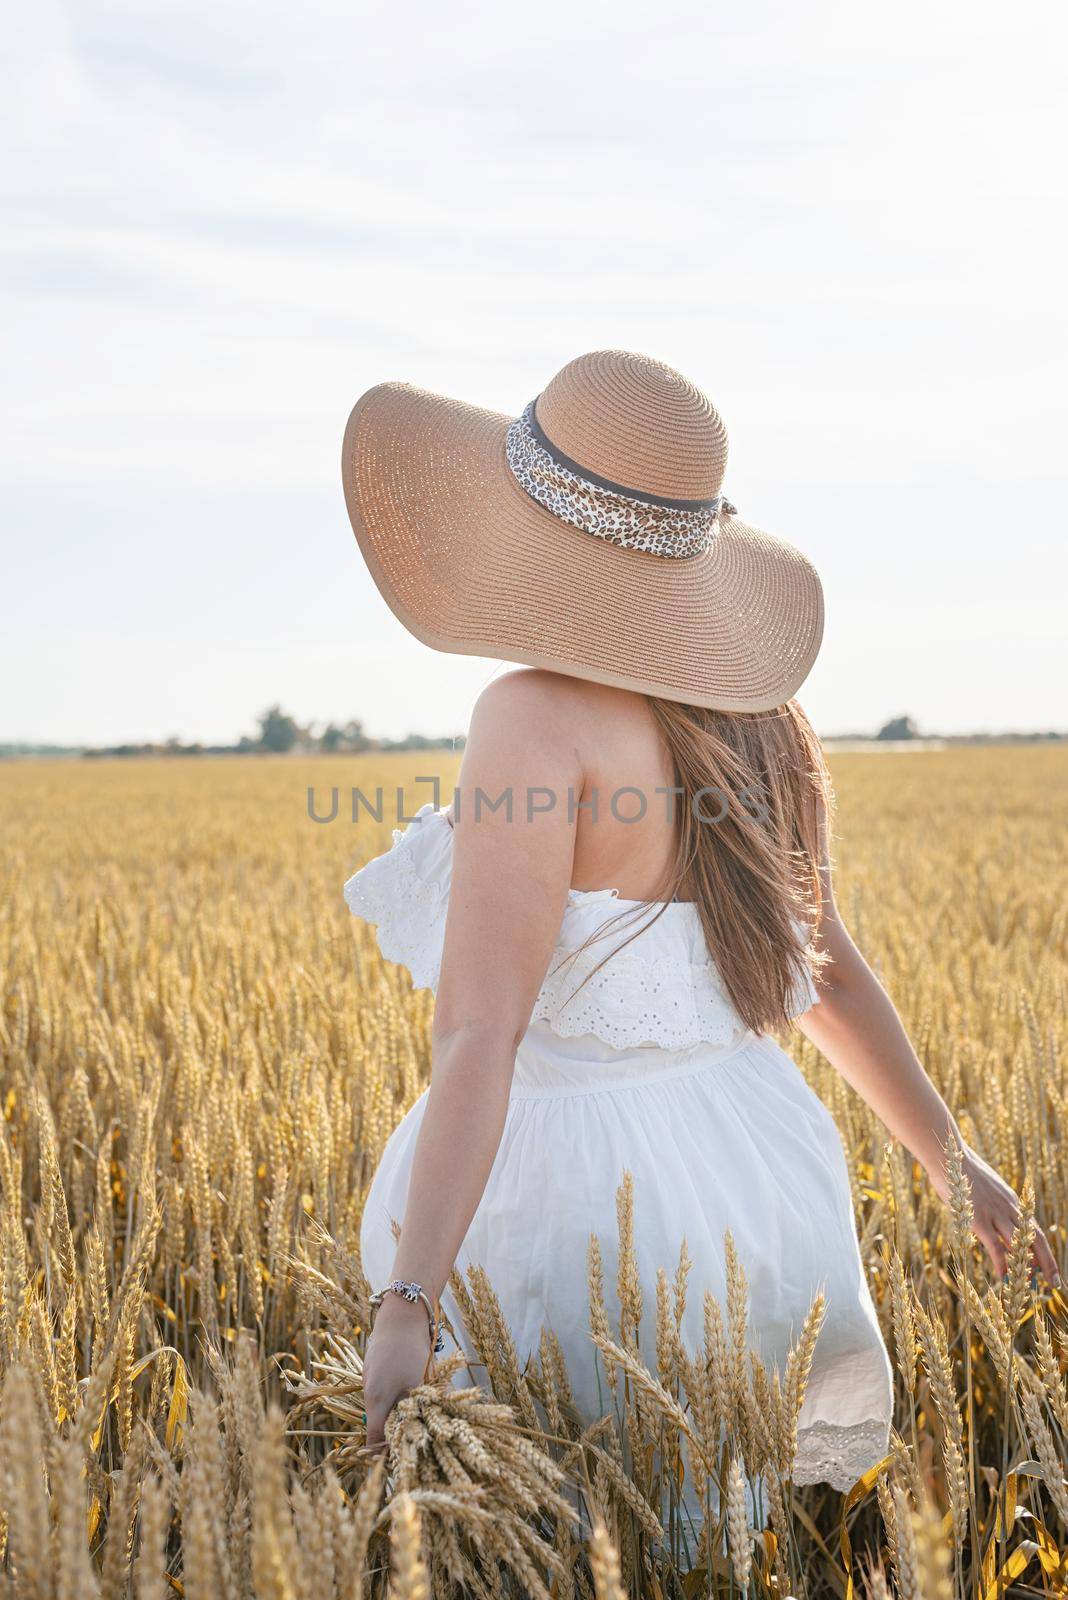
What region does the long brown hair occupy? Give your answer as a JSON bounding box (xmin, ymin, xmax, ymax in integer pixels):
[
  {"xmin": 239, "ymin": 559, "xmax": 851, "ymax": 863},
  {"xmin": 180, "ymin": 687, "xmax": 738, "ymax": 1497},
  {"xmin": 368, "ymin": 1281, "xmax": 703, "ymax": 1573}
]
[
  {"xmin": 645, "ymin": 697, "xmax": 834, "ymax": 1035},
  {"xmin": 559, "ymin": 698, "xmax": 834, "ymax": 1038}
]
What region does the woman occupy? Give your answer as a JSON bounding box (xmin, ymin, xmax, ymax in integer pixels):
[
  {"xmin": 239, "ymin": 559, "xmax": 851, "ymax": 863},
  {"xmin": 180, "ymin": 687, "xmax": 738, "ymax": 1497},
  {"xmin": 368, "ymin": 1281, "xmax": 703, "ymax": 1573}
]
[{"xmin": 339, "ymin": 350, "xmax": 1059, "ymax": 1494}]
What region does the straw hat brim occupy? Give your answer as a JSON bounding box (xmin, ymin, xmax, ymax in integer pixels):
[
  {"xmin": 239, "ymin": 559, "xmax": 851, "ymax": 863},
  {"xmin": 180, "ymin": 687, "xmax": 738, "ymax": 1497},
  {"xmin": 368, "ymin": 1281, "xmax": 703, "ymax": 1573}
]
[{"xmin": 341, "ymin": 382, "xmax": 824, "ymax": 714}]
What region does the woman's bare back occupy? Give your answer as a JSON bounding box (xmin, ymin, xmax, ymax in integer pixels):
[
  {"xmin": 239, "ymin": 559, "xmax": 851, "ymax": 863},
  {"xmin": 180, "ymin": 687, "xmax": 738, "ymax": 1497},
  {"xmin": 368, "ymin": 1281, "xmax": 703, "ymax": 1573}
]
[
  {"xmin": 446, "ymin": 670, "xmax": 686, "ymax": 905},
  {"xmin": 565, "ymin": 679, "xmax": 687, "ymax": 902}
]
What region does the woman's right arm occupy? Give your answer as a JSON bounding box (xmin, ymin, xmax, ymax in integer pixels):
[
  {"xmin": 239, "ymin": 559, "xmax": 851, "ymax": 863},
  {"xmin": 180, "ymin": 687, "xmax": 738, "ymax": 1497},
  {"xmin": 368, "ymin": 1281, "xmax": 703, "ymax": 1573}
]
[{"xmin": 797, "ymin": 798, "xmax": 1059, "ymax": 1284}]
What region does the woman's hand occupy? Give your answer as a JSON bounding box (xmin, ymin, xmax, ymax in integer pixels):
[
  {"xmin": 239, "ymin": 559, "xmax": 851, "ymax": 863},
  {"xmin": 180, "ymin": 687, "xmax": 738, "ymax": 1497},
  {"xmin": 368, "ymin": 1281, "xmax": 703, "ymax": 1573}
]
[
  {"xmin": 929, "ymin": 1140, "xmax": 1060, "ymax": 1286},
  {"xmin": 361, "ymin": 1296, "xmax": 436, "ymax": 1453}
]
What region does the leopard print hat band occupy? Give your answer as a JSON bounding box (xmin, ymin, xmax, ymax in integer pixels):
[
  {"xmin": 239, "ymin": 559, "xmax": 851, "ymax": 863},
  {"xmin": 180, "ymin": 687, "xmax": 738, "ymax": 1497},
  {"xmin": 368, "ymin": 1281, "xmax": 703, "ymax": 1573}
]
[{"xmin": 504, "ymin": 400, "xmax": 737, "ymax": 560}]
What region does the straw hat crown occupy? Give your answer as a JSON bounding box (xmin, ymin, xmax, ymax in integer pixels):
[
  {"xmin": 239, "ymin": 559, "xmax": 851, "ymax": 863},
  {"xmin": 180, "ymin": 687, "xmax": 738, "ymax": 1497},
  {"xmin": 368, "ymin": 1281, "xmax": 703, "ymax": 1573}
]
[{"xmin": 536, "ymin": 350, "xmax": 729, "ymax": 502}]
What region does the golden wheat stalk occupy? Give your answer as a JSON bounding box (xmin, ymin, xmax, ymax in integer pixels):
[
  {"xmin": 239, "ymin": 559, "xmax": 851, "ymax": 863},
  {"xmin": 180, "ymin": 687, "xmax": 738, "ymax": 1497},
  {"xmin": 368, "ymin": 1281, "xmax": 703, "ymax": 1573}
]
[{"xmin": 725, "ymin": 1452, "xmax": 753, "ymax": 1590}]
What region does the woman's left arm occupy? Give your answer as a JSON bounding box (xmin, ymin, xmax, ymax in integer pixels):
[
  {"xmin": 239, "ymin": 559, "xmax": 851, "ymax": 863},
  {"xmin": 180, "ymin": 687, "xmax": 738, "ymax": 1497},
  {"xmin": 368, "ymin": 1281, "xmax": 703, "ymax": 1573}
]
[
  {"xmin": 797, "ymin": 803, "xmax": 1060, "ymax": 1286},
  {"xmin": 361, "ymin": 670, "xmax": 586, "ymax": 1448}
]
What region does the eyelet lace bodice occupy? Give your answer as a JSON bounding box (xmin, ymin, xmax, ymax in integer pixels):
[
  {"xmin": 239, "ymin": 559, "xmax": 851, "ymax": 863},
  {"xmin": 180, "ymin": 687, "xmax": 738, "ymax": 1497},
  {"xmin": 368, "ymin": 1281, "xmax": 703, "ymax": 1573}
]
[{"xmin": 343, "ymin": 804, "xmax": 820, "ymax": 1051}]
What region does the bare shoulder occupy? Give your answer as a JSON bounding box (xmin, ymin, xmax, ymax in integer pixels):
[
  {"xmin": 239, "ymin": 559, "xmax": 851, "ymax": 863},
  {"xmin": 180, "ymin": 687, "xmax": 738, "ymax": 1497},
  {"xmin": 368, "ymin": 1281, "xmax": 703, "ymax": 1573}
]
[
  {"xmin": 469, "ymin": 668, "xmax": 643, "ymax": 749},
  {"xmin": 456, "ymin": 670, "xmax": 648, "ymax": 820},
  {"xmin": 457, "ymin": 670, "xmax": 674, "ymax": 898}
]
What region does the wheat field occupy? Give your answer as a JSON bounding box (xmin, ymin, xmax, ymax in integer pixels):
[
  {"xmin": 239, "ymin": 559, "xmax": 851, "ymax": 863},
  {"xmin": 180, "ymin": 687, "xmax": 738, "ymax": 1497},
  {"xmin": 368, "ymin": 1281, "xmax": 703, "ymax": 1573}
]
[{"xmin": 0, "ymin": 745, "xmax": 1066, "ymax": 1598}]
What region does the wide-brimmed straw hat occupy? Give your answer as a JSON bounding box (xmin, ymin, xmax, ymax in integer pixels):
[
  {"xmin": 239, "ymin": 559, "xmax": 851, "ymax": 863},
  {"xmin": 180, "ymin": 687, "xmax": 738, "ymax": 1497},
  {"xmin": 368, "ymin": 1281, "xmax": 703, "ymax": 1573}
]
[{"xmin": 341, "ymin": 349, "xmax": 823, "ymax": 712}]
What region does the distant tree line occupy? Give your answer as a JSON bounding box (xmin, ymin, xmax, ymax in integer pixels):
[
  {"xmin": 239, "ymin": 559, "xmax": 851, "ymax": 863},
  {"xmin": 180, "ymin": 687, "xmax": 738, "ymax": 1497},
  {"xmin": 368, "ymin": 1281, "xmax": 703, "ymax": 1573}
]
[
  {"xmin": 242, "ymin": 705, "xmax": 465, "ymax": 755},
  {"xmin": 71, "ymin": 706, "xmax": 466, "ymax": 759},
  {"xmin": 840, "ymin": 716, "xmax": 1067, "ymax": 746},
  {"xmin": 2, "ymin": 709, "xmax": 1065, "ymax": 761}
]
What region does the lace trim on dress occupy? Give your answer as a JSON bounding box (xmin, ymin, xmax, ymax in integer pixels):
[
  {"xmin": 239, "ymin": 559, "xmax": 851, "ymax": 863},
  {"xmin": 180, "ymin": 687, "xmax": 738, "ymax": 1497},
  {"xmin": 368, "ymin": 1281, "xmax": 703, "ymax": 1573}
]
[
  {"xmin": 343, "ymin": 829, "xmax": 448, "ymax": 994},
  {"xmin": 530, "ymin": 941, "xmax": 753, "ymax": 1053},
  {"xmin": 531, "ymin": 908, "xmax": 819, "ymax": 1050},
  {"xmin": 342, "ymin": 807, "xmax": 821, "ymax": 1051},
  {"xmin": 793, "ymin": 1416, "xmax": 891, "ymax": 1492}
]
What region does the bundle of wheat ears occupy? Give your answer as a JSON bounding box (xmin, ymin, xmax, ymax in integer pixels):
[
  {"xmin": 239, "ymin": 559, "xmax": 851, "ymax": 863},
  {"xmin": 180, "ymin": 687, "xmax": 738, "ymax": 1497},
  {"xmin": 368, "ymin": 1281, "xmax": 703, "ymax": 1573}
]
[{"xmin": 283, "ymin": 1181, "xmax": 836, "ymax": 1598}]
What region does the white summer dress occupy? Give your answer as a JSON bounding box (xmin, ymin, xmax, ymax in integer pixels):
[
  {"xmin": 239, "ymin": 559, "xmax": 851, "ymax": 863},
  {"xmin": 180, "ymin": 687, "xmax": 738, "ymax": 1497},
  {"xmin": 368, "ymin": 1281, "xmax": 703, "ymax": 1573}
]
[{"xmin": 346, "ymin": 803, "xmax": 894, "ymax": 1498}]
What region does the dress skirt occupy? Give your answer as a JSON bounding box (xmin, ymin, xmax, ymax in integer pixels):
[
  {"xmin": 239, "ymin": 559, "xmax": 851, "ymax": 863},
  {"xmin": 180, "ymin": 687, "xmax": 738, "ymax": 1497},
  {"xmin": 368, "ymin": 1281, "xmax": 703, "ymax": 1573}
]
[{"xmin": 360, "ymin": 1017, "xmax": 895, "ymax": 1502}]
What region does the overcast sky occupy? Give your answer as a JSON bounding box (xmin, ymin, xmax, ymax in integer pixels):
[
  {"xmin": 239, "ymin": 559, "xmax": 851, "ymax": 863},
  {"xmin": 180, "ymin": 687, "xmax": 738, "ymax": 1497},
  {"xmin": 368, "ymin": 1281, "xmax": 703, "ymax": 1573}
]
[{"xmin": 3, "ymin": 0, "xmax": 1066, "ymax": 744}]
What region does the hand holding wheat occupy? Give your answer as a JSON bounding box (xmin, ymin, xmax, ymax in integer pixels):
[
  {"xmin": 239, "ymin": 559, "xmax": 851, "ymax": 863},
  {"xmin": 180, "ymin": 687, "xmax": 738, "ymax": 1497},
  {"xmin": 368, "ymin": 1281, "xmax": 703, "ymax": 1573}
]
[
  {"xmin": 931, "ymin": 1133, "xmax": 1060, "ymax": 1286},
  {"xmin": 362, "ymin": 1291, "xmax": 442, "ymax": 1452}
]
